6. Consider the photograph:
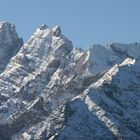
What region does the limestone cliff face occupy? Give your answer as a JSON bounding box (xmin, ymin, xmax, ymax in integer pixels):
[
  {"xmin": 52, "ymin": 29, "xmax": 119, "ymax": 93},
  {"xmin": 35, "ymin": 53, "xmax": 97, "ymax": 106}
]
[{"xmin": 0, "ymin": 22, "xmax": 140, "ymax": 140}]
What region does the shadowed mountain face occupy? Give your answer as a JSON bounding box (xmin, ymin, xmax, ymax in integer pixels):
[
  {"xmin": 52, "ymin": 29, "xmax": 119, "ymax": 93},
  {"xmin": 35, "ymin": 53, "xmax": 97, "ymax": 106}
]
[
  {"xmin": 0, "ymin": 22, "xmax": 140, "ymax": 140},
  {"xmin": 0, "ymin": 22, "xmax": 23, "ymax": 73}
]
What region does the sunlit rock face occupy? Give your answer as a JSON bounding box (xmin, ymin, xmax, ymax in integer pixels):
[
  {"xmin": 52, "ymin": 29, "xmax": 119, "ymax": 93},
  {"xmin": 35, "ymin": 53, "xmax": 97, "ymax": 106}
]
[
  {"xmin": 0, "ymin": 21, "xmax": 23, "ymax": 73},
  {"xmin": 0, "ymin": 21, "xmax": 140, "ymax": 140}
]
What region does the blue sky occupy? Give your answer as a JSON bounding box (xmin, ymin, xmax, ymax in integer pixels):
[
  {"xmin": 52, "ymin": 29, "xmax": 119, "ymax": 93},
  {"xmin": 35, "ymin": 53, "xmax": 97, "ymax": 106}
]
[{"xmin": 0, "ymin": 0, "xmax": 140, "ymax": 48}]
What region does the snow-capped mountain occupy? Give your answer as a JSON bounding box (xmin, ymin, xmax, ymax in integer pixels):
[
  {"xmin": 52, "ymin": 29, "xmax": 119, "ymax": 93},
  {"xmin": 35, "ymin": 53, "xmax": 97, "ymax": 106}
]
[{"xmin": 0, "ymin": 22, "xmax": 140, "ymax": 140}]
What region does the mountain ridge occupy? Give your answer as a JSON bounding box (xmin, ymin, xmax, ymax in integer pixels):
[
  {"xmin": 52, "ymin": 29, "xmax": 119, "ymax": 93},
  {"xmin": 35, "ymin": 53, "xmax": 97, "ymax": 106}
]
[{"xmin": 0, "ymin": 21, "xmax": 140, "ymax": 140}]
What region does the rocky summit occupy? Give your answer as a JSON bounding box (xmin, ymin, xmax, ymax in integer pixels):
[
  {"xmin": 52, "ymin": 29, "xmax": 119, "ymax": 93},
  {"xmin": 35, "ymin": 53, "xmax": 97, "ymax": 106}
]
[{"xmin": 0, "ymin": 21, "xmax": 140, "ymax": 140}]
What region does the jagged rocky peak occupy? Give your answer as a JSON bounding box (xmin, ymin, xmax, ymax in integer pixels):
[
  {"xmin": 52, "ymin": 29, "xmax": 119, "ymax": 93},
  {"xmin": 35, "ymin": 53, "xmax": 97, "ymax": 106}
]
[
  {"xmin": 0, "ymin": 21, "xmax": 22, "ymax": 45},
  {"xmin": 79, "ymin": 43, "xmax": 140, "ymax": 76},
  {"xmin": 0, "ymin": 21, "xmax": 15, "ymax": 30},
  {"xmin": 0, "ymin": 21, "xmax": 23, "ymax": 73},
  {"xmin": 52, "ymin": 25, "xmax": 61, "ymax": 37},
  {"xmin": 0, "ymin": 23, "xmax": 73, "ymax": 98},
  {"xmin": 39, "ymin": 24, "xmax": 48, "ymax": 30},
  {"xmin": 28, "ymin": 24, "xmax": 71, "ymax": 49},
  {"xmin": 25, "ymin": 24, "xmax": 73, "ymax": 64},
  {"xmin": 0, "ymin": 21, "xmax": 140, "ymax": 140}
]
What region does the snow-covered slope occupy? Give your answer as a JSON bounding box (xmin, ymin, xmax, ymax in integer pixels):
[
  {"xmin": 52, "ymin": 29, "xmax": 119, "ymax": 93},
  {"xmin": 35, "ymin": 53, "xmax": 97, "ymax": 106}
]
[
  {"xmin": 56, "ymin": 58, "xmax": 140, "ymax": 140},
  {"xmin": 0, "ymin": 21, "xmax": 140, "ymax": 140}
]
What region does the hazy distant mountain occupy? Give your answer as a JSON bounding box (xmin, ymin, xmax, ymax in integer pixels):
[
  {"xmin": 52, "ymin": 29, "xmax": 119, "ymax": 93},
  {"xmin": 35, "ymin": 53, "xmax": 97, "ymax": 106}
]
[{"xmin": 0, "ymin": 22, "xmax": 140, "ymax": 140}]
